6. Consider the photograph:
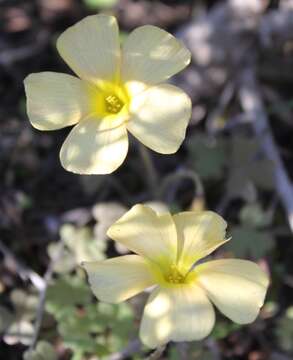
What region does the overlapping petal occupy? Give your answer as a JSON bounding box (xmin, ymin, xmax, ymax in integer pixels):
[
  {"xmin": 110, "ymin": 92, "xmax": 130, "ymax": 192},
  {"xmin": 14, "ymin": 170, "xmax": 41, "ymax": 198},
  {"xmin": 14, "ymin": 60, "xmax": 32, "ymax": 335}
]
[
  {"xmin": 173, "ymin": 211, "xmax": 228, "ymax": 270},
  {"xmin": 24, "ymin": 72, "xmax": 94, "ymax": 130},
  {"xmin": 57, "ymin": 15, "xmax": 120, "ymax": 85},
  {"xmin": 140, "ymin": 284, "xmax": 215, "ymax": 348},
  {"xmin": 60, "ymin": 116, "xmax": 128, "ymax": 175},
  {"xmin": 127, "ymin": 84, "xmax": 191, "ymax": 154},
  {"xmin": 107, "ymin": 205, "xmax": 177, "ymax": 269},
  {"xmin": 194, "ymin": 259, "xmax": 269, "ymax": 324},
  {"xmin": 82, "ymin": 255, "xmax": 155, "ymax": 303},
  {"xmin": 121, "ymin": 25, "xmax": 191, "ymax": 96}
]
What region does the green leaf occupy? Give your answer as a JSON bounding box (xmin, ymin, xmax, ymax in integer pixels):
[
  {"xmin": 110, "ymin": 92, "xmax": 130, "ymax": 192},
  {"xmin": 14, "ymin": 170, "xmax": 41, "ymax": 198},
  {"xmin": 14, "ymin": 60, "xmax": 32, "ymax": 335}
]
[
  {"xmin": 0, "ymin": 306, "xmax": 13, "ymax": 332},
  {"xmin": 187, "ymin": 134, "xmax": 228, "ymax": 180},
  {"xmin": 86, "ymin": 302, "xmax": 136, "ymax": 353},
  {"xmin": 227, "ymin": 226, "xmax": 274, "ymax": 259},
  {"xmin": 211, "ymin": 320, "xmax": 241, "ymax": 339},
  {"xmin": 45, "ymin": 275, "xmax": 135, "ymax": 356},
  {"xmin": 2, "ymin": 289, "xmax": 39, "ymax": 346},
  {"xmin": 83, "ymin": 0, "xmax": 118, "ymax": 10},
  {"xmin": 58, "ymin": 304, "xmax": 104, "ymax": 335},
  {"xmin": 48, "ymin": 224, "xmax": 106, "ymax": 274},
  {"xmin": 93, "ymin": 202, "xmax": 127, "ymax": 244},
  {"xmin": 60, "ymin": 327, "xmax": 106, "ymax": 355},
  {"xmin": 46, "ymin": 276, "xmax": 91, "ymax": 317},
  {"xmin": 57, "ymin": 305, "xmax": 109, "ymax": 356},
  {"xmin": 61, "ymin": 224, "xmax": 106, "ymax": 263},
  {"xmin": 275, "ymin": 306, "xmax": 293, "ymax": 351},
  {"xmin": 226, "ymin": 171, "xmax": 257, "ymax": 202},
  {"xmin": 240, "ymin": 203, "xmax": 272, "ymax": 229},
  {"xmin": 229, "ymin": 136, "xmax": 274, "ymax": 191},
  {"xmin": 10, "ymin": 289, "xmax": 38, "ymax": 320},
  {"xmin": 96, "ymin": 302, "xmax": 119, "ymax": 323},
  {"xmin": 23, "ymin": 341, "xmax": 58, "ymax": 360},
  {"xmin": 110, "ymin": 303, "xmax": 135, "ymax": 337},
  {"xmin": 4, "ymin": 320, "xmax": 34, "ymax": 345},
  {"xmin": 47, "ymin": 242, "xmax": 75, "ymax": 274}
]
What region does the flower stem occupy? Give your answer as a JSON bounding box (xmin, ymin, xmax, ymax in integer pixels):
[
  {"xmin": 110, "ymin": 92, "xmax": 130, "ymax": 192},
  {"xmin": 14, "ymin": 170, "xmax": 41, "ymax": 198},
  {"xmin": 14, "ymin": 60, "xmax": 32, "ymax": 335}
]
[
  {"xmin": 146, "ymin": 345, "xmax": 166, "ymax": 360},
  {"xmin": 138, "ymin": 143, "xmax": 159, "ymax": 199}
]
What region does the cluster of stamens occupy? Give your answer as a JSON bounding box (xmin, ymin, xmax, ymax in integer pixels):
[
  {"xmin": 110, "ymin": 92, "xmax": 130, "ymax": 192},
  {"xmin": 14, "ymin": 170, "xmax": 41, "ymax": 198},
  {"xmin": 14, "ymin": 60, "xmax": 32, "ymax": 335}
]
[
  {"xmin": 105, "ymin": 94, "xmax": 124, "ymax": 114},
  {"xmin": 165, "ymin": 264, "xmax": 185, "ymax": 284}
]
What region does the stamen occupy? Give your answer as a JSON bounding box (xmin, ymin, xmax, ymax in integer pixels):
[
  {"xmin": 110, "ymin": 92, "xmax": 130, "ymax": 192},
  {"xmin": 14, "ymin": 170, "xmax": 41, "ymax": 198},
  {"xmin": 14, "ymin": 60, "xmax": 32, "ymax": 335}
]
[
  {"xmin": 105, "ymin": 94, "xmax": 124, "ymax": 114},
  {"xmin": 165, "ymin": 264, "xmax": 185, "ymax": 284}
]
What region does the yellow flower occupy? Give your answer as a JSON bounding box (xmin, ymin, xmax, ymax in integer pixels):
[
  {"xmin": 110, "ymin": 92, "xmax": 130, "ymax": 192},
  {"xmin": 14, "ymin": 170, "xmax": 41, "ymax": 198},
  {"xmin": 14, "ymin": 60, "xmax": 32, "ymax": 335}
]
[
  {"xmin": 82, "ymin": 204, "xmax": 269, "ymax": 348},
  {"xmin": 24, "ymin": 15, "xmax": 192, "ymax": 174}
]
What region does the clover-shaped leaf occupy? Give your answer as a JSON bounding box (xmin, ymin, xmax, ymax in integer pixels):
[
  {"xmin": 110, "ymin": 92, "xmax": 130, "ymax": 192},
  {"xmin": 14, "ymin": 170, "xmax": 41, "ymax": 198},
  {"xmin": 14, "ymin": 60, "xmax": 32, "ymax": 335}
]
[
  {"xmin": 227, "ymin": 226, "xmax": 274, "ymax": 259},
  {"xmin": 48, "ymin": 224, "xmax": 107, "ymax": 274},
  {"xmin": 48, "ymin": 242, "xmax": 76, "ymax": 274},
  {"xmin": 46, "ymin": 276, "xmax": 91, "ymax": 317},
  {"xmin": 2, "ymin": 289, "xmax": 38, "ymax": 346},
  {"xmin": 23, "ymin": 340, "xmax": 57, "ymax": 360},
  {"xmin": 10, "ymin": 289, "xmax": 39, "ymax": 320},
  {"xmin": 240, "ymin": 203, "xmax": 273, "ymax": 229},
  {"xmin": 188, "ymin": 134, "xmax": 228, "ymax": 180},
  {"xmin": 98, "ymin": 302, "xmax": 135, "ymax": 352},
  {"xmin": 61, "ymin": 224, "xmax": 106, "ymax": 263},
  {"xmin": 93, "ymin": 202, "xmax": 128, "ymax": 254},
  {"xmin": 4, "ymin": 320, "xmax": 34, "ymax": 346}
]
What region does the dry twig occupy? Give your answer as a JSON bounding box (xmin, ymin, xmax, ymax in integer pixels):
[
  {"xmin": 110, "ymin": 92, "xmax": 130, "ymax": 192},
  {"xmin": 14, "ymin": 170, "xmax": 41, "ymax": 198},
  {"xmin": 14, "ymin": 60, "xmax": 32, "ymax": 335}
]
[{"xmin": 239, "ymin": 67, "xmax": 293, "ymax": 232}]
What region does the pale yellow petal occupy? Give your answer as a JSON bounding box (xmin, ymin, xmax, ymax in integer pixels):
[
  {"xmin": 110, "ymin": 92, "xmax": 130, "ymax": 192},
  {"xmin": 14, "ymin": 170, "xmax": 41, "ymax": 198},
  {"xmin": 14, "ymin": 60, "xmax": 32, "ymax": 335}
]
[
  {"xmin": 60, "ymin": 116, "xmax": 128, "ymax": 175},
  {"xmin": 82, "ymin": 255, "xmax": 155, "ymax": 303},
  {"xmin": 57, "ymin": 15, "xmax": 120, "ymax": 84},
  {"xmin": 107, "ymin": 204, "xmax": 177, "ymax": 270},
  {"xmin": 127, "ymin": 84, "xmax": 191, "ymax": 154},
  {"xmin": 140, "ymin": 284, "xmax": 215, "ymax": 348},
  {"xmin": 194, "ymin": 259, "xmax": 269, "ymax": 324},
  {"xmin": 122, "ymin": 25, "xmax": 191, "ymax": 94},
  {"xmin": 173, "ymin": 211, "xmax": 228, "ymax": 271},
  {"xmin": 24, "ymin": 72, "xmax": 93, "ymax": 130}
]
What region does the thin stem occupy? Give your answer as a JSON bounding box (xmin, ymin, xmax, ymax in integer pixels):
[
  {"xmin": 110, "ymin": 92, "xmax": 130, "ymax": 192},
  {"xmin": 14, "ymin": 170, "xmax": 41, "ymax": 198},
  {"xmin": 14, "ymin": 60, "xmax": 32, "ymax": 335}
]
[
  {"xmin": 138, "ymin": 143, "xmax": 159, "ymax": 199},
  {"xmin": 159, "ymin": 169, "xmax": 205, "ymax": 206},
  {"xmin": 28, "ymin": 264, "xmax": 54, "ymax": 351},
  {"xmin": 146, "ymin": 345, "xmax": 166, "ymax": 360}
]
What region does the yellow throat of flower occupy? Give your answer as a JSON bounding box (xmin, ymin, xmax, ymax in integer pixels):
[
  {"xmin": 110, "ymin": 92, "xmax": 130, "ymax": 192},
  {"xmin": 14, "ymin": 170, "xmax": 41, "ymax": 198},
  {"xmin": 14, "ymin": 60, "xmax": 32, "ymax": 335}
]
[
  {"xmin": 89, "ymin": 81, "xmax": 130, "ymax": 118},
  {"xmin": 165, "ymin": 264, "xmax": 186, "ymax": 284},
  {"xmin": 151, "ymin": 261, "xmax": 194, "ymax": 288},
  {"xmin": 104, "ymin": 94, "xmax": 124, "ymax": 114}
]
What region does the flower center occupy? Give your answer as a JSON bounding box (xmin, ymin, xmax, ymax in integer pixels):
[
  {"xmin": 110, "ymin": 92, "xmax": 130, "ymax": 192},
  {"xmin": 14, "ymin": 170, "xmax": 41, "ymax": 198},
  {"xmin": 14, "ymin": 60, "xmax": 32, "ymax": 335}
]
[
  {"xmin": 165, "ymin": 264, "xmax": 186, "ymax": 284},
  {"xmin": 104, "ymin": 94, "xmax": 124, "ymax": 114}
]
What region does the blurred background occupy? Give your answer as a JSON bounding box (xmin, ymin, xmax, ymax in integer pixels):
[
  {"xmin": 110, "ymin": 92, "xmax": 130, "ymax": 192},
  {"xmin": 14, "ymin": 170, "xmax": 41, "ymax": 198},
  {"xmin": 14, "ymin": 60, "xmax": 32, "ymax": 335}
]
[{"xmin": 1, "ymin": 0, "xmax": 293, "ymax": 359}]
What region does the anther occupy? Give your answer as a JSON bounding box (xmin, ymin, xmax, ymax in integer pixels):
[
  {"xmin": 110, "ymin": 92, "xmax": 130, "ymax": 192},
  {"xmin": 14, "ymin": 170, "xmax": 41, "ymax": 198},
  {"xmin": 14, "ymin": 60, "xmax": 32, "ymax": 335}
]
[
  {"xmin": 165, "ymin": 265, "xmax": 185, "ymax": 284},
  {"xmin": 105, "ymin": 94, "xmax": 124, "ymax": 114}
]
